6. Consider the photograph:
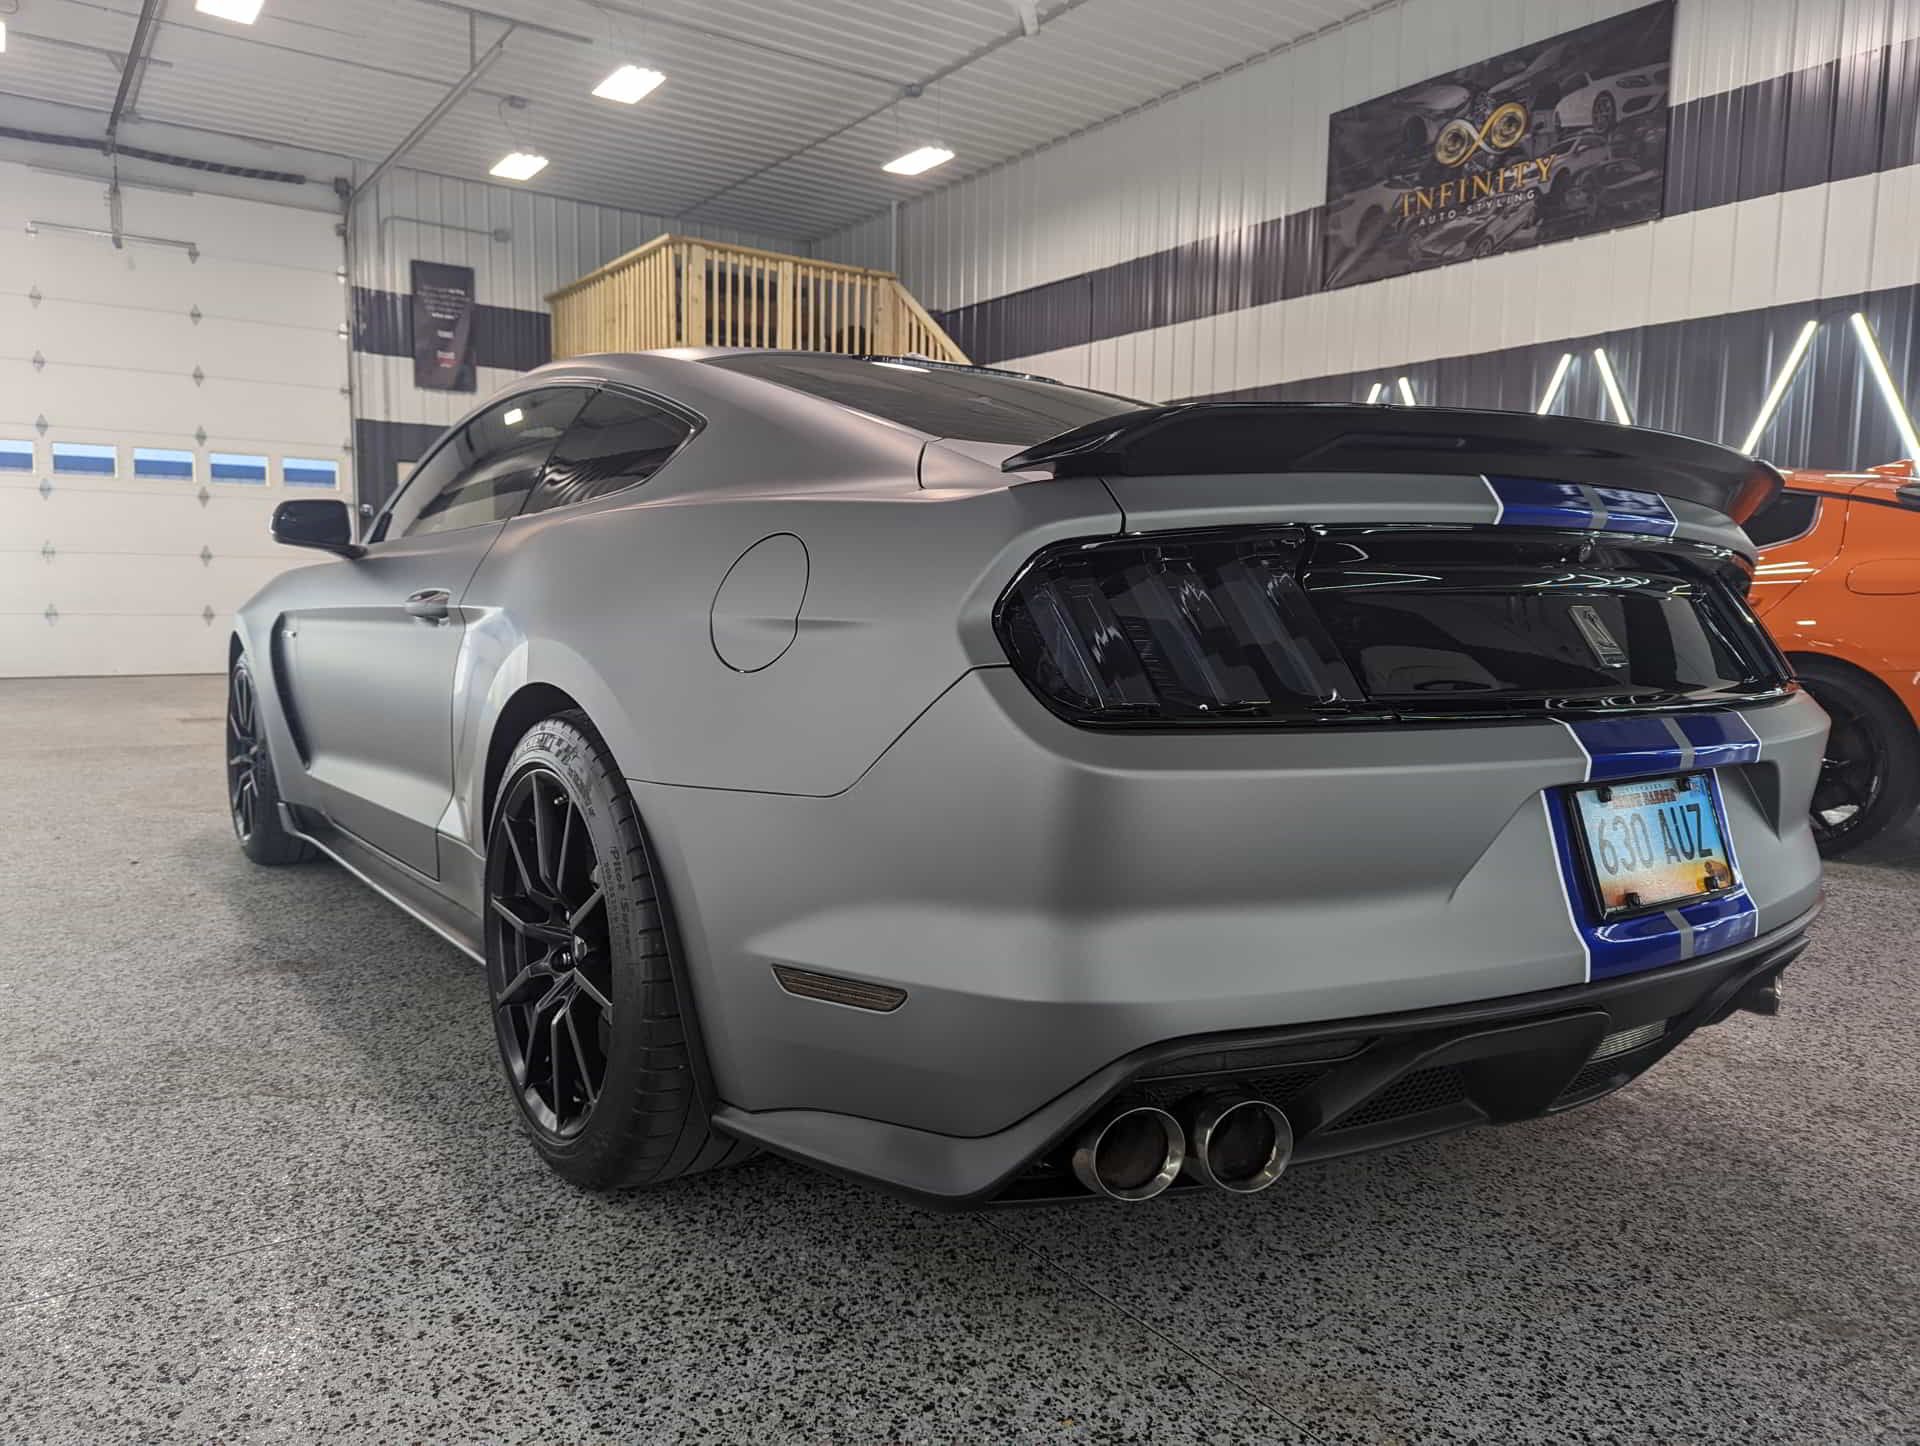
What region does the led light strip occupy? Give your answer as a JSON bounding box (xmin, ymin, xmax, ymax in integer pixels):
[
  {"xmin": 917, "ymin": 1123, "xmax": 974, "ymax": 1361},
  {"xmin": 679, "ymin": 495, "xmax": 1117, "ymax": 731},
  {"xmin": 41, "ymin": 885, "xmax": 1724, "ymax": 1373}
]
[
  {"xmin": 1536, "ymin": 353, "xmax": 1573, "ymax": 414},
  {"xmin": 1851, "ymin": 312, "xmax": 1920, "ymax": 462},
  {"xmin": 1593, "ymin": 347, "xmax": 1632, "ymax": 425},
  {"xmin": 1739, "ymin": 319, "xmax": 1819, "ymax": 454}
]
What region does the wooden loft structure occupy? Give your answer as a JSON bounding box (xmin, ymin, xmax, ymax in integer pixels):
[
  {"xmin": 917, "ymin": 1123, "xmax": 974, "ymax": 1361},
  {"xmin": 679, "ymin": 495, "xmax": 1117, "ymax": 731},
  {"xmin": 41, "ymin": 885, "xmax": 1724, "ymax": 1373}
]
[{"xmin": 546, "ymin": 234, "xmax": 969, "ymax": 364}]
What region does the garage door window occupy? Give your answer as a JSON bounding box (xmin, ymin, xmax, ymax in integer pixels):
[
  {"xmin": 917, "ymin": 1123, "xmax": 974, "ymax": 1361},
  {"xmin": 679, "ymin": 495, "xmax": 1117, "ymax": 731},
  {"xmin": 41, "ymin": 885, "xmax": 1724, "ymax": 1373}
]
[
  {"xmin": 210, "ymin": 453, "xmax": 269, "ymax": 484},
  {"xmin": 0, "ymin": 440, "xmax": 32, "ymax": 472},
  {"xmin": 134, "ymin": 448, "xmax": 197, "ymax": 480},
  {"xmin": 283, "ymin": 457, "xmax": 340, "ymax": 488},
  {"xmin": 51, "ymin": 443, "xmax": 117, "ymax": 476}
]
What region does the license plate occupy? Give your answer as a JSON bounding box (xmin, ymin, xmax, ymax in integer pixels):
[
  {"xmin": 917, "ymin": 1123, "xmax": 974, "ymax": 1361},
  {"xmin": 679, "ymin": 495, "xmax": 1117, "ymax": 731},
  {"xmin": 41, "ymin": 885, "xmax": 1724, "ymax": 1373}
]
[{"xmin": 1569, "ymin": 772, "xmax": 1737, "ymax": 918}]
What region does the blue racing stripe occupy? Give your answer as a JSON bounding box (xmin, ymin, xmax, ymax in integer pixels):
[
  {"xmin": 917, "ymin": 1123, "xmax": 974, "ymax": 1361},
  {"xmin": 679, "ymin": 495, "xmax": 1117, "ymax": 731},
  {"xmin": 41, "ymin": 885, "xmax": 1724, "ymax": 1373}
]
[
  {"xmin": 1485, "ymin": 476, "xmax": 1679, "ymax": 538},
  {"xmin": 1591, "ymin": 486, "xmax": 1678, "ymax": 537},
  {"xmin": 1485, "ymin": 475, "xmax": 1592, "ymax": 529},
  {"xmin": 1673, "ymin": 710, "xmax": 1762, "ymax": 768},
  {"xmin": 1564, "ymin": 716, "xmax": 1685, "ymax": 782},
  {"xmin": 1547, "ymin": 715, "xmax": 1761, "ymax": 980}
]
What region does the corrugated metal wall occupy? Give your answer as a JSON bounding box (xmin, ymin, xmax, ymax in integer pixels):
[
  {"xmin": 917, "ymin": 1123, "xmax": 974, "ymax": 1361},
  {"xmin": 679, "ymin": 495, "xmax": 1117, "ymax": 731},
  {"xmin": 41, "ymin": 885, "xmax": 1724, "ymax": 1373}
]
[
  {"xmin": 812, "ymin": 0, "xmax": 1920, "ymax": 470},
  {"xmin": 348, "ymin": 167, "xmax": 804, "ymax": 504}
]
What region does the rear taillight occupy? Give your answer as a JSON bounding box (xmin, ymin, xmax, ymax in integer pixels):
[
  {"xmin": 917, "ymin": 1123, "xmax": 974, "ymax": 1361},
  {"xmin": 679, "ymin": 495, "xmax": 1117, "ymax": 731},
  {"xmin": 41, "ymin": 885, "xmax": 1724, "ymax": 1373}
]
[
  {"xmin": 994, "ymin": 529, "xmax": 1362, "ymax": 724},
  {"xmin": 995, "ymin": 525, "xmax": 1793, "ymax": 727}
]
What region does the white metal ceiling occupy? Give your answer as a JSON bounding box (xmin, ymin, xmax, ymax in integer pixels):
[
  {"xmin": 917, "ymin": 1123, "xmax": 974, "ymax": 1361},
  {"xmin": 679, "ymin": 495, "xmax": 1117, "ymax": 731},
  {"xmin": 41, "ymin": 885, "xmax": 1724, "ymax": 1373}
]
[{"xmin": 0, "ymin": 0, "xmax": 1386, "ymax": 239}]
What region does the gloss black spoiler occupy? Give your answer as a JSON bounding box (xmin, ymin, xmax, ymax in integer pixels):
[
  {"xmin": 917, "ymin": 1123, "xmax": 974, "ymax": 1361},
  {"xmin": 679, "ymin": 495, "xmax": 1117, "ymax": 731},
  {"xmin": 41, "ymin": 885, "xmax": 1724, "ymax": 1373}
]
[{"xmin": 1001, "ymin": 403, "xmax": 1783, "ymax": 522}]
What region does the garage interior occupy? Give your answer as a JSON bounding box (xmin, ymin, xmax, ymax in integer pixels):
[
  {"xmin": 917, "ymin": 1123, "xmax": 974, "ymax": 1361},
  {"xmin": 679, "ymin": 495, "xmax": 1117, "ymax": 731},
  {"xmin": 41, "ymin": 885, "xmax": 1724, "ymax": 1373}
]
[{"xmin": 3, "ymin": 0, "xmax": 1918, "ymax": 1442}]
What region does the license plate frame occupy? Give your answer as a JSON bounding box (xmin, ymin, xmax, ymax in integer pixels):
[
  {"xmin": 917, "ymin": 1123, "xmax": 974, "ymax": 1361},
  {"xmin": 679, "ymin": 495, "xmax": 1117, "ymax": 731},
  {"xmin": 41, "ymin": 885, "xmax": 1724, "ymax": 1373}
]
[{"xmin": 1566, "ymin": 771, "xmax": 1740, "ymax": 920}]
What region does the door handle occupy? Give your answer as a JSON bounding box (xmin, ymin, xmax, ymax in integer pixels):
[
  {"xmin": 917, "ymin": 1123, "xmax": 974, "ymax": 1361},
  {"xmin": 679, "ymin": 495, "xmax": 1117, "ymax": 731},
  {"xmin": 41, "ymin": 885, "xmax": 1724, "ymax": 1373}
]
[{"xmin": 404, "ymin": 587, "xmax": 451, "ymax": 621}]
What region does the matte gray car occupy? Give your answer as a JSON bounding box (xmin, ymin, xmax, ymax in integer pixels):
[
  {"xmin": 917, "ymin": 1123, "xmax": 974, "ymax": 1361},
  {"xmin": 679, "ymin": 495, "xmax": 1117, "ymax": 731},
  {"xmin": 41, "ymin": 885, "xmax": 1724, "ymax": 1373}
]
[{"xmin": 229, "ymin": 350, "xmax": 1824, "ymax": 1205}]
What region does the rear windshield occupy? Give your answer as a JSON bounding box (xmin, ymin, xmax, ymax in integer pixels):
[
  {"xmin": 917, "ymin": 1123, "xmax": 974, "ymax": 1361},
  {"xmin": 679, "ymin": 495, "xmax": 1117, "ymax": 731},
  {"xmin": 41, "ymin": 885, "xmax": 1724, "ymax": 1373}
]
[{"xmin": 704, "ymin": 353, "xmax": 1144, "ymax": 444}]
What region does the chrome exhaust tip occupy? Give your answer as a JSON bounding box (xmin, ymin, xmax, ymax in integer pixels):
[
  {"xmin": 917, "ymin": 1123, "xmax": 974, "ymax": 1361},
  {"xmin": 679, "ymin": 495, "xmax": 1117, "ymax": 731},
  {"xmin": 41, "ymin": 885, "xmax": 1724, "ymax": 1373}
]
[
  {"xmin": 1181, "ymin": 1093, "xmax": 1294, "ymax": 1195},
  {"xmin": 1070, "ymin": 1105, "xmax": 1186, "ymax": 1201}
]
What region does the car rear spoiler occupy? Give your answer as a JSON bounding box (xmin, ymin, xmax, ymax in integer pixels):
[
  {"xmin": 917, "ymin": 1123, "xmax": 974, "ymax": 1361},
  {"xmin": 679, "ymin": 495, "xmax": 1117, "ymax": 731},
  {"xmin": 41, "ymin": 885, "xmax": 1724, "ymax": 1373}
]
[{"xmin": 1001, "ymin": 403, "xmax": 1783, "ymax": 522}]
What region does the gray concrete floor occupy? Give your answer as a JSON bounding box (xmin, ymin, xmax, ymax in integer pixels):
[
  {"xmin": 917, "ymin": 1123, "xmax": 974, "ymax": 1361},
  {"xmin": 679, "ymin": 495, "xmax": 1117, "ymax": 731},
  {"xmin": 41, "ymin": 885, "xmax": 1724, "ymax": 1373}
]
[{"xmin": 1, "ymin": 675, "xmax": 1916, "ymax": 1444}]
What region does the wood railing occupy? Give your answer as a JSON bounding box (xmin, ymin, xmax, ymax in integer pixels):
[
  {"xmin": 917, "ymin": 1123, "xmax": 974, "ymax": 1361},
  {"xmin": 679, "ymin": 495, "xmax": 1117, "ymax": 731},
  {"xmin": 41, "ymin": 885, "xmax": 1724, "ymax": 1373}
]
[{"xmin": 546, "ymin": 234, "xmax": 969, "ymax": 364}]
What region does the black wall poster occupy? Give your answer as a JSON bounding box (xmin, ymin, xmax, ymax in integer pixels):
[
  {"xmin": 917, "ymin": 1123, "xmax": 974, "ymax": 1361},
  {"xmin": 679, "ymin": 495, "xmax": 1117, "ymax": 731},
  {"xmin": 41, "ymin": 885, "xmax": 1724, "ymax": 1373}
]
[
  {"xmin": 1321, "ymin": 1, "xmax": 1674, "ymax": 289},
  {"xmin": 410, "ymin": 260, "xmax": 477, "ymax": 392}
]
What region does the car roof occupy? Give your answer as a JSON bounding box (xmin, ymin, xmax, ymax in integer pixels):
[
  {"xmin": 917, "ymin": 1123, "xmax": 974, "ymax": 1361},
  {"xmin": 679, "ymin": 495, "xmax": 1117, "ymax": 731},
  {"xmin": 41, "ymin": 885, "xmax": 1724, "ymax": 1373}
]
[{"xmin": 1783, "ymin": 460, "xmax": 1918, "ymax": 503}]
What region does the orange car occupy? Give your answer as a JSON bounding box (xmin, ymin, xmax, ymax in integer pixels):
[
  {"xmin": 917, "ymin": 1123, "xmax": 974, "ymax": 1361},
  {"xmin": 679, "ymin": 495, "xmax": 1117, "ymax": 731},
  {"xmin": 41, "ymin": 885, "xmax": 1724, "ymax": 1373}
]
[{"xmin": 1748, "ymin": 459, "xmax": 1920, "ymax": 853}]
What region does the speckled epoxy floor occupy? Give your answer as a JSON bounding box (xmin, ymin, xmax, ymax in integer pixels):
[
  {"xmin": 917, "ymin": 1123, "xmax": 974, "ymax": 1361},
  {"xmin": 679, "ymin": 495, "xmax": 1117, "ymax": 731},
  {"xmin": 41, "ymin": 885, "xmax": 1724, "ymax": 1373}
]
[{"xmin": 2, "ymin": 676, "xmax": 1916, "ymax": 1445}]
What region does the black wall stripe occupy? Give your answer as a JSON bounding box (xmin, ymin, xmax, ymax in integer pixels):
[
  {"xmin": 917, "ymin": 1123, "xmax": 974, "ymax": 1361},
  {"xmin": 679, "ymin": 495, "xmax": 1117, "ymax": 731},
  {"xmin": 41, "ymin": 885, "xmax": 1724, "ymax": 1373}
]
[
  {"xmin": 352, "ymin": 418, "xmax": 446, "ymax": 512},
  {"xmin": 1188, "ymin": 281, "xmax": 1919, "ymax": 473},
  {"xmin": 938, "ymin": 35, "xmax": 1920, "ymax": 365},
  {"xmin": 351, "ymin": 287, "xmax": 552, "ymax": 374}
]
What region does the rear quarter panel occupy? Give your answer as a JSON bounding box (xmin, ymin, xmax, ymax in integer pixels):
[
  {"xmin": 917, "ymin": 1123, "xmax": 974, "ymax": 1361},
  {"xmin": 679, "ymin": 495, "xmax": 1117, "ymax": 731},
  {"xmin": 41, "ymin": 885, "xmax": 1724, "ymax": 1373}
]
[
  {"xmin": 451, "ymin": 473, "xmax": 1124, "ymax": 841},
  {"xmin": 1761, "ymin": 495, "xmax": 1920, "ymax": 728}
]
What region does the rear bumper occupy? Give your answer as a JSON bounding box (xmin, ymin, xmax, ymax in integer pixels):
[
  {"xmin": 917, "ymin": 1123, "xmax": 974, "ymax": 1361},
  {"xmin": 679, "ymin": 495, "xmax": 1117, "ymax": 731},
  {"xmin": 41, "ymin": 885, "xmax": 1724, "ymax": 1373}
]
[
  {"xmin": 635, "ymin": 672, "xmax": 1825, "ymax": 1140},
  {"xmin": 714, "ymin": 909, "xmax": 1816, "ymax": 1207}
]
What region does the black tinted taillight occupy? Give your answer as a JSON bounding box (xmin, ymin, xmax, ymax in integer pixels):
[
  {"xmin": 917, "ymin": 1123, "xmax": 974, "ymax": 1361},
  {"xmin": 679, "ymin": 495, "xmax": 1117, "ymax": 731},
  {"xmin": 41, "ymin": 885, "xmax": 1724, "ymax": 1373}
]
[{"xmin": 994, "ymin": 530, "xmax": 1360, "ymax": 724}]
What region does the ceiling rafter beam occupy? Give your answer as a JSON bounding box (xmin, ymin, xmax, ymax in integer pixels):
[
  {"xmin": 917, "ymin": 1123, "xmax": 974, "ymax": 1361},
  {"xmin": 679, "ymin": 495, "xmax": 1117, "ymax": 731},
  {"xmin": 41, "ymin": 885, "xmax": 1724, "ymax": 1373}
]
[
  {"xmin": 680, "ymin": 0, "xmax": 1098, "ymax": 220},
  {"xmin": 106, "ymin": 0, "xmax": 166, "ymax": 146},
  {"xmin": 349, "ymin": 21, "xmax": 514, "ymax": 210}
]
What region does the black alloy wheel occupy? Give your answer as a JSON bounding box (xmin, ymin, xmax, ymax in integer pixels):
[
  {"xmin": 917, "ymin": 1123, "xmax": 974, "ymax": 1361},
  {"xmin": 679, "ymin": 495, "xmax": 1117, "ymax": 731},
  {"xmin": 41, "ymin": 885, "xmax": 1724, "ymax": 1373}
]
[
  {"xmin": 1592, "ymin": 92, "xmax": 1616, "ymax": 132},
  {"xmin": 481, "ymin": 711, "xmax": 755, "ymax": 1189},
  {"xmin": 487, "ymin": 763, "xmax": 615, "ymax": 1140},
  {"xmin": 227, "ymin": 661, "xmax": 264, "ymax": 844},
  {"xmin": 1798, "ymin": 659, "xmax": 1920, "ymax": 857},
  {"xmin": 226, "ymin": 656, "xmax": 312, "ymax": 866}
]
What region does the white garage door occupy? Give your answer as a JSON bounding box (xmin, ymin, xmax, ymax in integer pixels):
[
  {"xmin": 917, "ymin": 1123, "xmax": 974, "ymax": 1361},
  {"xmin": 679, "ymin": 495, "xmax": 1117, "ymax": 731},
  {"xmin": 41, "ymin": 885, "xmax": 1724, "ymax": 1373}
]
[{"xmin": 0, "ymin": 162, "xmax": 351, "ymax": 677}]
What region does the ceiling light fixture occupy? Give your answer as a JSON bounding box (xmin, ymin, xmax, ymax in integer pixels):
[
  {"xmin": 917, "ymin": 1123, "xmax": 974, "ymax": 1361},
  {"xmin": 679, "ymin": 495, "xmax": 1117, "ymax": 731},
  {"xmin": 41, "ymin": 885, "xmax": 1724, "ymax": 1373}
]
[
  {"xmin": 1535, "ymin": 353, "xmax": 1574, "ymax": 414},
  {"xmin": 194, "ymin": 0, "xmax": 265, "ymax": 22},
  {"xmin": 1593, "ymin": 347, "xmax": 1632, "ymax": 424},
  {"xmin": 489, "ymin": 151, "xmax": 549, "ymax": 181},
  {"xmin": 1396, "ymin": 376, "xmax": 1417, "ymax": 405},
  {"xmin": 1738, "ymin": 319, "xmax": 1819, "ymax": 454},
  {"xmin": 592, "ymin": 64, "xmax": 666, "ymax": 104},
  {"xmin": 0, "ymin": 20, "xmax": 8, "ymax": 52},
  {"xmin": 1364, "ymin": 381, "xmax": 1385, "ymax": 404},
  {"xmin": 1851, "ymin": 312, "xmax": 1920, "ymax": 462},
  {"xmin": 883, "ymin": 145, "xmax": 954, "ymax": 176}
]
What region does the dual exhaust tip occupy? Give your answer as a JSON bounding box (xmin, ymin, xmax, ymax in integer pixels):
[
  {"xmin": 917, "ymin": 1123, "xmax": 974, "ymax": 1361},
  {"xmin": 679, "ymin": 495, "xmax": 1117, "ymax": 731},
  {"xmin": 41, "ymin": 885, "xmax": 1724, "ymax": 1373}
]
[{"xmin": 1069, "ymin": 1093, "xmax": 1294, "ymax": 1201}]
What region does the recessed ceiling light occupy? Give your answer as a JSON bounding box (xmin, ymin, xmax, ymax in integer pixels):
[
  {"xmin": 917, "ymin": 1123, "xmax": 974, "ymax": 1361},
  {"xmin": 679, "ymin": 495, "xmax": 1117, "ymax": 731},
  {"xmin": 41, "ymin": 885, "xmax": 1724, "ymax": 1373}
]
[
  {"xmin": 592, "ymin": 64, "xmax": 666, "ymax": 104},
  {"xmin": 195, "ymin": 0, "xmax": 265, "ymax": 23},
  {"xmin": 489, "ymin": 151, "xmax": 549, "ymax": 182},
  {"xmin": 0, "ymin": 20, "xmax": 8, "ymax": 52},
  {"xmin": 883, "ymin": 145, "xmax": 954, "ymax": 176}
]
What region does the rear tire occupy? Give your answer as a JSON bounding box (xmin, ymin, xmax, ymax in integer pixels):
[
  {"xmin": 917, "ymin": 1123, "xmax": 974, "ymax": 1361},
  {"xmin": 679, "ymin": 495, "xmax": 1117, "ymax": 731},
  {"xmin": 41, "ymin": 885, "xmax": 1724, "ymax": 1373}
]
[
  {"xmin": 484, "ymin": 710, "xmax": 753, "ymax": 1190},
  {"xmin": 1796, "ymin": 658, "xmax": 1920, "ymax": 856},
  {"xmin": 227, "ymin": 655, "xmax": 315, "ymax": 867}
]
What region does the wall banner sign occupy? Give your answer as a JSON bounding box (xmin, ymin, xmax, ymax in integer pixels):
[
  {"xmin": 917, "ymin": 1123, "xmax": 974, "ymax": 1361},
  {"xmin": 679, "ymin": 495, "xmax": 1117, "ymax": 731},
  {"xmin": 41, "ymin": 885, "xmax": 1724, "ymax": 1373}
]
[
  {"xmin": 410, "ymin": 260, "xmax": 477, "ymax": 392},
  {"xmin": 1321, "ymin": 1, "xmax": 1674, "ymax": 290}
]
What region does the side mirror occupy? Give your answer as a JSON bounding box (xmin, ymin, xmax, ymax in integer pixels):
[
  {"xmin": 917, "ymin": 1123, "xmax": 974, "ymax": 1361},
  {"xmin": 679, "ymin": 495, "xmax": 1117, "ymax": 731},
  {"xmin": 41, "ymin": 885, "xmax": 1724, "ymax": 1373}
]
[{"xmin": 271, "ymin": 499, "xmax": 362, "ymax": 559}]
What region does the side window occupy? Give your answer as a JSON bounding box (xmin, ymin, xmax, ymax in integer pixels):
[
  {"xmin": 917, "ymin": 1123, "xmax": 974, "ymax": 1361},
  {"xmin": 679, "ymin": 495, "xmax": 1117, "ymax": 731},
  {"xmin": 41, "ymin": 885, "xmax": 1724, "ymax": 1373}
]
[
  {"xmin": 1743, "ymin": 490, "xmax": 1821, "ymax": 549},
  {"xmin": 383, "ymin": 387, "xmax": 591, "ymax": 541},
  {"xmin": 523, "ymin": 389, "xmax": 696, "ymax": 517}
]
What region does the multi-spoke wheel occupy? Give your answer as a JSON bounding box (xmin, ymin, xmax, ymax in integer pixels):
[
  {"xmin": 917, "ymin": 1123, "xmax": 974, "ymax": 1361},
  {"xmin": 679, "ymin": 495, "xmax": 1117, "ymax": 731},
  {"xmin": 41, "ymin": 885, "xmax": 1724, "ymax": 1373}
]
[
  {"xmin": 483, "ymin": 710, "xmax": 755, "ymax": 1188},
  {"xmin": 226, "ymin": 655, "xmax": 313, "ymax": 866},
  {"xmin": 1797, "ymin": 658, "xmax": 1919, "ymax": 857},
  {"xmin": 488, "ymin": 765, "xmax": 614, "ymax": 1139}
]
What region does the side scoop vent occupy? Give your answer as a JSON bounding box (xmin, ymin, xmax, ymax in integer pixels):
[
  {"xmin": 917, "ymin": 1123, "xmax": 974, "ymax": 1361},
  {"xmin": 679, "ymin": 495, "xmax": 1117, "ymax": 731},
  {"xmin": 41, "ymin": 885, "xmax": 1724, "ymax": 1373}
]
[{"xmin": 772, "ymin": 964, "xmax": 907, "ymax": 1013}]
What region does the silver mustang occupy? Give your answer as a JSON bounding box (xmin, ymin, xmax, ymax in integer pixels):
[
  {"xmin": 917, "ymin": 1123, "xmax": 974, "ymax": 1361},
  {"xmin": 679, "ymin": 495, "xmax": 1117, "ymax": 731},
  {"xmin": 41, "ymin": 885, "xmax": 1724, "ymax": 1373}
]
[{"xmin": 230, "ymin": 351, "xmax": 1825, "ymax": 1205}]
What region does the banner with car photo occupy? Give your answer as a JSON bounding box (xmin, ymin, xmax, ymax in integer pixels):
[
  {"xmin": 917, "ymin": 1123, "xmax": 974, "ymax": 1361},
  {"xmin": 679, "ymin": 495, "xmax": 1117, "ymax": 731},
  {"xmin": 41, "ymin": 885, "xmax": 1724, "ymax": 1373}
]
[{"xmin": 1321, "ymin": 1, "xmax": 1674, "ymax": 289}]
